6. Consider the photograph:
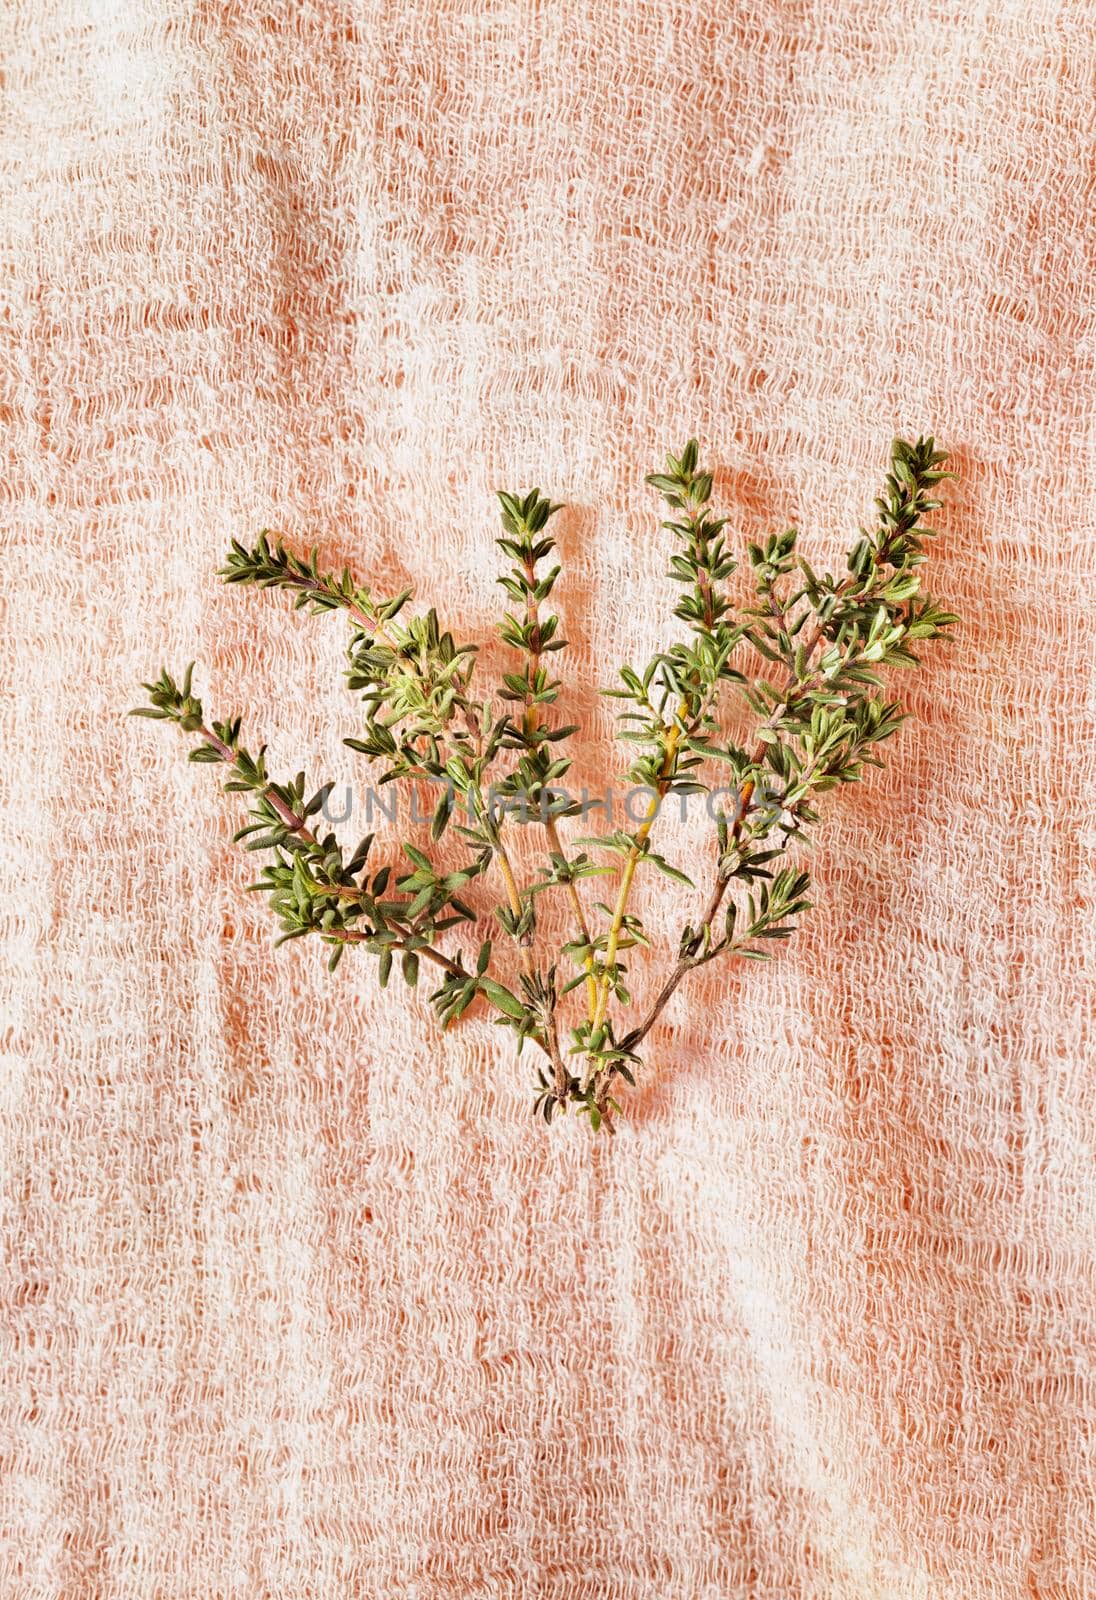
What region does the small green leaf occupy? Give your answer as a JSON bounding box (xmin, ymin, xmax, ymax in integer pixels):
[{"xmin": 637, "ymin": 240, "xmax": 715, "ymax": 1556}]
[
  {"xmin": 480, "ymin": 979, "xmax": 525, "ymax": 1019},
  {"xmin": 645, "ymin": 851, "xmax": 694, "ymax": 887}
]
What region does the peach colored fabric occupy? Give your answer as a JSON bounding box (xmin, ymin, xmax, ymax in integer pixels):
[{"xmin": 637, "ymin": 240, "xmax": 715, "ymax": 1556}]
[{"xmin": 2, "ymin": 1, "xmax": 1094, "ymax": 1595}]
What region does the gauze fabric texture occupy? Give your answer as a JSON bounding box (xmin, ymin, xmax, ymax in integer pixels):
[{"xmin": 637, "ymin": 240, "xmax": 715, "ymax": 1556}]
[{"xmin": 2, "ymin": 1, "xmax": 1094, "ymax": 1595}]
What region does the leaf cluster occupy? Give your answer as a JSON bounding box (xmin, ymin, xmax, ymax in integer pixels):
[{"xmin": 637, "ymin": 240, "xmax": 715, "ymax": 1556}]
[{"xmin": 131, "ymin": 434, "xmax": 957, "ymax": 1132}]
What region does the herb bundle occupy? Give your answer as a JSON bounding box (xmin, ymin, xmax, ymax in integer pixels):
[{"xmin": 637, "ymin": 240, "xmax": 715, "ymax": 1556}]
[{"xmin": 131, "ymin": 436, "xmax": 956, "ymax": 1132}]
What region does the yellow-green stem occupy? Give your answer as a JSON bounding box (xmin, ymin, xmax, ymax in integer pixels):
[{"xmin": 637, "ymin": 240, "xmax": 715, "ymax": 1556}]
[
  {"xmin": 589, "ymin": 713, "xmax": 686, "ymax": 1036},
  {"xmin": 520, "ymin": 545, "xmax": 597, "ymax": 1014}
]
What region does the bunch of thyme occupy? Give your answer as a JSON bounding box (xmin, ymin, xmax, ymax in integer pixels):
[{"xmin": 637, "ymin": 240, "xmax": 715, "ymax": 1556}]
[{"xmin": 131, "ymin": 437, "xmax": 956, "ymax": 1132}]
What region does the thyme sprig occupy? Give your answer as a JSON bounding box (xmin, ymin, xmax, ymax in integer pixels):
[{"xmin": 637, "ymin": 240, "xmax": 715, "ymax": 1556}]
[{"xmin": 132, "ymin": 437, "xmax": 956, "ymax": 1132}]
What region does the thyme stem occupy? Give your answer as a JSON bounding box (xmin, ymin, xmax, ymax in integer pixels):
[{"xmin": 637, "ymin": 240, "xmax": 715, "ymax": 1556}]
[{"xmin": 132, "ymin": 435, "xmax": 956, "ymax": 1134}]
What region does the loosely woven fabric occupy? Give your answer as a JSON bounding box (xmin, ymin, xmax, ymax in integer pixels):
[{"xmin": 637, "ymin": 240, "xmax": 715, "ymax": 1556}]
[{"xmin": 2, "ymin": 1, "xmax": 1094, "ymax": 1595}]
